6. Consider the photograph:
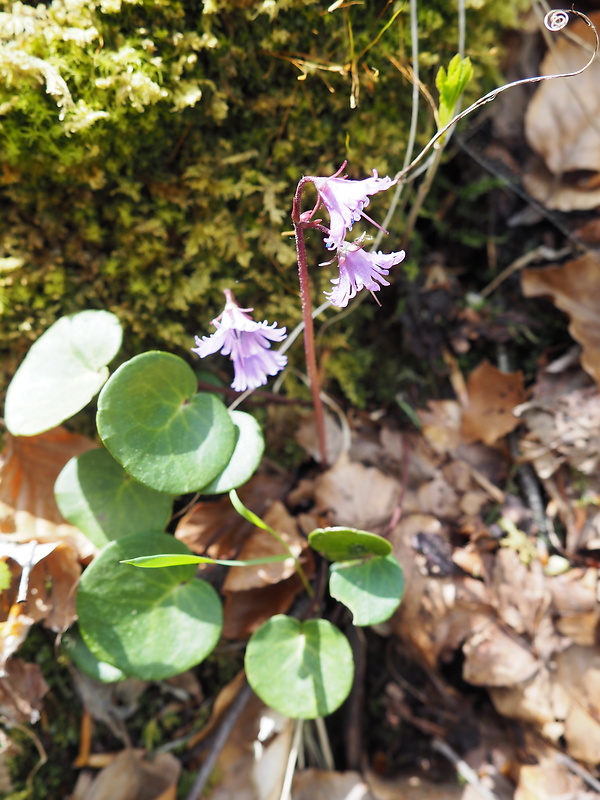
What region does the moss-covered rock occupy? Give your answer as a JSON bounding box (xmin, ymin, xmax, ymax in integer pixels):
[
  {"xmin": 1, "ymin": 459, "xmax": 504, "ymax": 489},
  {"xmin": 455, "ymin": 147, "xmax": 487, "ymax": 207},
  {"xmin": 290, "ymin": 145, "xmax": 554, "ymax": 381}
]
[{"xmin": 0, "ymin": 0, "xmax": 527, "ymax": 398}]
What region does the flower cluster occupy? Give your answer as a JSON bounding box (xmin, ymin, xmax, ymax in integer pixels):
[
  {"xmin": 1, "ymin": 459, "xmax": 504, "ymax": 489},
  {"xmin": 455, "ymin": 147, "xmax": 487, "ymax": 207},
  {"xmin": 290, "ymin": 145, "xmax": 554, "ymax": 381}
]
[
  {"xmin": 304, "ymin": 164, "xmax": 405, "ymax": 308},
  {"xmin": 192, "ymin": 289, "xmax": 287, "ymax": 392}
]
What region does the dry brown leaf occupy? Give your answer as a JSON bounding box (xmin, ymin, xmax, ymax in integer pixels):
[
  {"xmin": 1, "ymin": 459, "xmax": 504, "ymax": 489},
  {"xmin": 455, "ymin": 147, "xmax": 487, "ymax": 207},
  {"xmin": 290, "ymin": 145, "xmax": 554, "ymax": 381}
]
[
  {"xmin": 0, "ymin": 657, "xmax": 48, "ymax": 726},
  {"xmin": 222, "ymin": 502, "xmax": 305, "ymax": 592},
  {"xmin": 523, "ymin": 161, "xmax": 600, "ymax": 212},
  {"xmin": 222, "ymin": 575, "xmax": 304, "ymax": 639},
  {"xmin": 524, "ymin": 13, "xmax": 600, "ymax": 211},
  {"xmin": 522, "ymin": 253, "xmax": 600, "ymax": 386},
  {"xmin": 199, "ymin": 684, "xmax": 292, "ymax": 800},
  {"xmin": 0, "ymin": 428, "xmax": 97, "ymax": 559},
  {"xmin": 416, "ymin": 478, "xmax": 461, "ymax": 520},
  {"xmin": 0, "ymin": 604, "xmax": 34, "ymax": 675},
  {"xmin": 492, "ymin": 548, "xmax": 551, "ymax": 639},
  {"xmin": 390, "ymin": 515, "xmax": 491, "ymax": 668},
  {"xmin": 69, "ymin": 749, "xmax": 180, "ymax": 800},
  {"xmin": 554, "ymin": 645, "xmax": 600, "ymax": 763},
  {"xmin": 462, "ymin": 620, "xmax": 539, "ymax": 687},
  {"xmin": 515, "ymin": 761, "xmax": 595, "ymax": 800},
  {"xmin": 314, "ymin": 453, "xmax": 399, "ymax": 530},
  {"xmin": 461, "ymin": 360, "xmax": 526, "ymax": 446},
  {"xmin": 174, "ymin": 473, "xmax": 288, "ymax": 557},
  {"xmin": 295, "ymin": 411, "xmax": 345, "ymax": 464},
  {"xmin": 490, "ymin": 667, "xmax": 562, "ymax": 733},
  {"xmin": 27, "ymin": 542, "xmax": 81, "ymax": 630},
  {"xmin": 489, "ymin": 643, "xmax": 600, "ymax": 763},
  {"xmin": 417, "ymin": 400, "xmax": 463, "ymax": 455},
  {"xmin": 366, "ymin": 769, "xmax": 502, "ymax": 800},
  {"xmin": 292, "ymin": 770, "xmax": 376, "ymax": 800},
  {"xmin": 550, "ymin": 567, "xmax": 600, "ymax": 646}
]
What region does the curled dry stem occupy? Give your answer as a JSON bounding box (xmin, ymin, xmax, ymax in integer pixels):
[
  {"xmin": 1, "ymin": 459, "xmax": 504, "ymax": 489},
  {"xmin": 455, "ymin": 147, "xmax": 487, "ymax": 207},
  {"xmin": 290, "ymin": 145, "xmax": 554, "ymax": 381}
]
[{"xmin": 395, "ymin": 7, "xmax": 599, "ymax": 186}]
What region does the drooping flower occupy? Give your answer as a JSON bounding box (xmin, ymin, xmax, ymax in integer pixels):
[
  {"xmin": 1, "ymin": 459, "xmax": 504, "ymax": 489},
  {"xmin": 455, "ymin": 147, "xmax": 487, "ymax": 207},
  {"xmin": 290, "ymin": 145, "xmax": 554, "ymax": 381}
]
[
  {"xmin": 308, "ymin": 164, "xmax": 396, "ymax": 250},
  {"xmin": 192, "ymin": 289, "xmax": 287, "ymax": 392},
  {"xmin": 324, "ymin": 240, "xmax": 406, "ymax": 308}
]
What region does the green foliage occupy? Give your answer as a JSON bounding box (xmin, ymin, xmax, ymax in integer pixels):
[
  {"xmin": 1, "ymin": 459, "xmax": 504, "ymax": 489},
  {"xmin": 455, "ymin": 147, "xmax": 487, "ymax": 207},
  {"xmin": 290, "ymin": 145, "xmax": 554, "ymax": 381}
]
[
  {"xmin": 0, "ymin": 0, "xmax": 529, "ymax": 402},
  {"xmin": 5, "ymin": 310, "xmax": 122, "ymax": 435},
  {"xmin": 436, "ymin": 54, "xmax": 474, "ymax": 130}
]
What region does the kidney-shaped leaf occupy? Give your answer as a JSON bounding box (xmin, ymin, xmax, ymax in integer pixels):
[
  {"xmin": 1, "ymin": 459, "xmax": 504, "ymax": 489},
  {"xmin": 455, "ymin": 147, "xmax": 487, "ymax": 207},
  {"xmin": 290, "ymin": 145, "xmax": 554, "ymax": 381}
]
[
  {"xmin": 308, "ymin": 527, "xmax": 392, "ymax": 561},
  {"xmin": 200, "ymin": 411, "xmax": 264, "ymax": 495},
  {"xmin": 62, "ymin": 625, "xmax": 127, "ymax": 683},
  {"xmin": 329, "ymin": 554, "xmax": 404, "ymax": 626},
  {"xmin": 245, "ymin": 615, "xmax": 353, "ymax": 719},
  {"xmin": 96, "ymin": 352, "xmax": 236, "ymax": 494},
  {"xmin": 5, "ymin": 310, "xmax": 122, "ymax": 436},
  {"xmin": 77, "ymin": 532, "xmax": 222, "ymax": 680},
  {"xmin": 54, "ymin": 448, "xmax": 174, "ymax": 549}
]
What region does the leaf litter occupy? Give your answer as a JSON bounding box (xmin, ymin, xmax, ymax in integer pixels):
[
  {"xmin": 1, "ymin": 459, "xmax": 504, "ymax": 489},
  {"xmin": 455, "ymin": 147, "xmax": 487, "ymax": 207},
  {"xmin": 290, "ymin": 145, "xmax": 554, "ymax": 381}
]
[{"xmin": 6, "ymin": 18, "xmax": 600, "ymax": 800}]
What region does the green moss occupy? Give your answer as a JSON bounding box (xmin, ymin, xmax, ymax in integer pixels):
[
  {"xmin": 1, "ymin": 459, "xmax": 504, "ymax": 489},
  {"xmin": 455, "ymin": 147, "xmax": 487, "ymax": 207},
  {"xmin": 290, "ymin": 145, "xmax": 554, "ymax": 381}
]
[{"xmin": 0, "ymin": 0, "xmax": 529, "ymax": 404}]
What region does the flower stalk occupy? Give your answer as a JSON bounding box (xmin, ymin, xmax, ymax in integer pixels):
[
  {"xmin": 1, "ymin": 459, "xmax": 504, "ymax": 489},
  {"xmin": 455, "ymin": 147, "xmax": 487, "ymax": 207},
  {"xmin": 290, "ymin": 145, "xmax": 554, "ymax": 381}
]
[{"xmin": 292, "ymin": 177, "xmax": 329, "ymax": 466}]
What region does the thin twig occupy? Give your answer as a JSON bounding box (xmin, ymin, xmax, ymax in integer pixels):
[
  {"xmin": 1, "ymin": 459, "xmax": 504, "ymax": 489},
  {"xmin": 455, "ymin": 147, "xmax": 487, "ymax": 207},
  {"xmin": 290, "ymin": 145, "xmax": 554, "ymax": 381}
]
[
  {"xmin": 479, "ymin": 245, "xmax": 572, "ymax": 297},
  {"xmin": 431, "ymin": 737, "xmax": 500, "ymax": 800},
  {"xmin": 185, "ymin": 680, "xmax": 253, "ymax": 800},
  {"xmin": 279, "ymin": 719, "xmax": 303, "ymax": 800},
  {"xmin": 555, "ymin": 751, "xmax": 600, "ymax": 794}
]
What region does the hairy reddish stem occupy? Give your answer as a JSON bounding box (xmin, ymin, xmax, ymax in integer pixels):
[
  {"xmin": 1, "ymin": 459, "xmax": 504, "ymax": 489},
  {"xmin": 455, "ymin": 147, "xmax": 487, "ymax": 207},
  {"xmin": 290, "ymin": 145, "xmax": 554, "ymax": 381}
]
[{"xmin": 292, "ymin": 178, "xmax": 328, "ymax": 465}]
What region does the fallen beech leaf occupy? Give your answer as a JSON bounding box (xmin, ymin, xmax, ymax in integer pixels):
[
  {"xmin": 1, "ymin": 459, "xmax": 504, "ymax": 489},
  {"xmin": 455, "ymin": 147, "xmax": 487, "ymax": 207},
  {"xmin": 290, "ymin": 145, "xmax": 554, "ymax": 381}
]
[
  {"xmin": 550, "ymin": 567, "xmax": 600, "ymax": 646},
  {"xmin": 555, "ymin": 645, "xmax": 600, "ymax": 763},
  {"xmin": 295, "ymin": 412, "xmax": 345, "ymax": 464},
  {"xmin": 222, "ymin": 502, "xmax": 305, "ymax": 592},
  {"xmin": 461, "ymin": 360, "xmax": 526, "ymax": 445},
  {"xmin": 490, "ymin": 666, "xmax": 561, "ymax": 732},
  {"xmin": 525, "ymin": 13, "xmax": 600, "ymax": 185},
  {"xmin": 390, "ymin": 515, "xmax": 490, "ymax": 668},
  {"xmin": 0, "ymin": 658, "xmax": 48, "ymax": 726},
  {"xmin": 70, "ymin": 749, "xmax": 180, "ymax": 800},
  {"xmin": 366, "ymin": 768, "xmax": 495, "ymax": 800},
  {"xmin": 417, "ymin": 400, "xmax": 463, "ymax": 455},
  {"xmin": 523, "ymin": 160, "xmax": 600, "ymax": 212},
  {"xmin": 0, "ymin": 604, "xmax": 34, "ymax": 675},
  {"xmin": 292, "ymin": 769, "xmax": 376, "ymax": 800},
  {"xmin": 314, "ymin": 453, "xmax": 399, "ymax": 530},
  {"xmin": 222, "ymin": 575, "xmax": 304, "ymax": 639},
  {"xmin": 522, "ymin": 253, "xmax": 600, "ymax": 386},
  {"xmin": 25, "ymin": 542, "xmax": 81, "ymax": 631},
  {"xmin": 174, "ymin": 473, "xmax": 288, "ymax": 558},
  {"xmin": 462, "ymin": 619, "xmax": 539, "ymax": 687},
  {"xmin": 515, "ymin": 762, "xmax": 593, "ymax": 800},
  {"xmin": 0, "ymin": 428, "xmax": 97, "ymax": 559}
]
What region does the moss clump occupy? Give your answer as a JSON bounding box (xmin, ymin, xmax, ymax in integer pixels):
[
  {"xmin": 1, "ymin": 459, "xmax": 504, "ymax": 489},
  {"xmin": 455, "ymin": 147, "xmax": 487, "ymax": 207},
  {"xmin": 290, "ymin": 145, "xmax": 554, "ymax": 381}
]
[{"xmin": 0, "ymin": 0, "xmax": 528, "ymax": 400}]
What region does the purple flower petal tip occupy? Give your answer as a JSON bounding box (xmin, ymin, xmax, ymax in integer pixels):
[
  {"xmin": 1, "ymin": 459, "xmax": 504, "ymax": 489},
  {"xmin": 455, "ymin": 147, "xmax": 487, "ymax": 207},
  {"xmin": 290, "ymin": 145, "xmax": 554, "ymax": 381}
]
[
  {"xmin": 324, "ymin": 243, "xmax": 405, "ymax": 308},
  {"xmin": 192, "ymin": 290, "xmax": 287, "ymax": 392},
  {"xmin": 309, "ymin": 166, "xmax": 396, "ymax": 249}
]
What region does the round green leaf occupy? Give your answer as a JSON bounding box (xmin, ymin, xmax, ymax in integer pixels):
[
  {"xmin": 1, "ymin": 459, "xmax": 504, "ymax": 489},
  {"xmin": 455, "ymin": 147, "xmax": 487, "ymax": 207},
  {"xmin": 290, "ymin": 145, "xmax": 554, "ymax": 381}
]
[
  {"xmin": 200, "ymin": 411, "xmax": 264, "ymax": 494},
  {"xmin": 54, "ymin": 448, "xmax": 173, "ymax": 549},
  {"xmin": 96, "ymin": 352, "xmax": 236, "ymax": 494},
  {"xmin": 77, "ymin": 532, "xmax": 222, "ymax": 680},
  {"xmin": 308, "ymin": 527, "xmax": 392, "ymax": 561},
  {"xmin": 62, "ymin": 625, "xmax": 127, "ymax": 683},
  {"xmin": 5, "ymin": 310, "xmax": 122, "ymax": 436},
  {"xmin": 245, "ymin": 615, "xmax": 354, "ymax": 719},
  {"xmin": 329, "ymin": 554, "xmax": 404, "ymax": 626}
]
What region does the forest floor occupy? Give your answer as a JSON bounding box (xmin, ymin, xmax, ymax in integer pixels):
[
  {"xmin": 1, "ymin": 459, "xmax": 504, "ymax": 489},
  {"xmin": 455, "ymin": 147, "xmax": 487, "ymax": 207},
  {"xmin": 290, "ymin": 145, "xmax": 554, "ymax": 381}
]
[{"xmin": 3, "ymin": 8, "xmax": 600, "ymax": 800}]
